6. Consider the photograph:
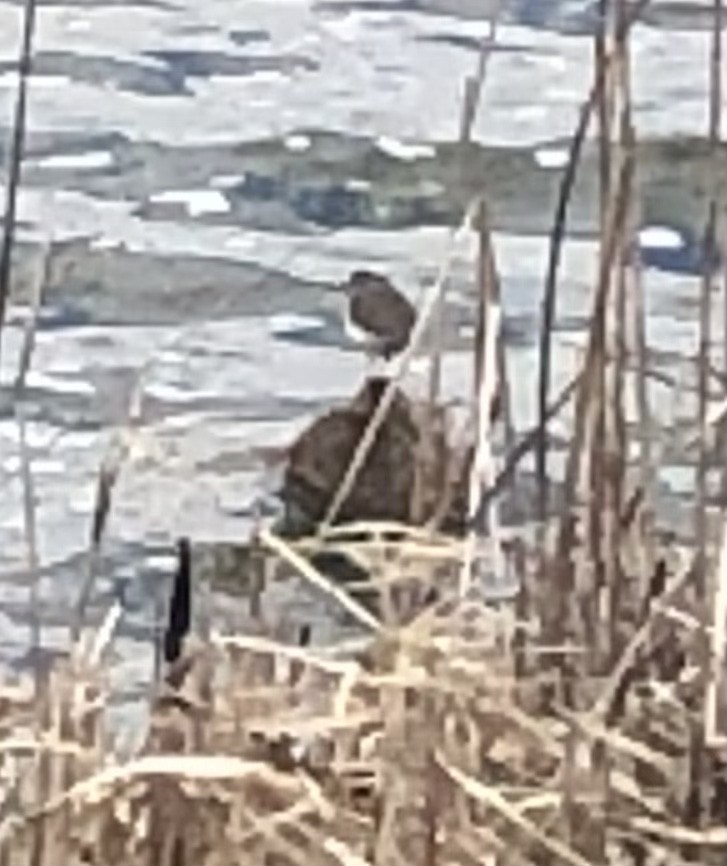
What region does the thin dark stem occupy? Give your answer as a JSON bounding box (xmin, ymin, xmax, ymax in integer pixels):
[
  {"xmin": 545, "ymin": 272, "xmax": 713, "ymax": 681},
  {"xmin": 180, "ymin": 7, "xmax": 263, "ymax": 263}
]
[
  {"xmin": 696, "ymin": 0, "xmax": 722, "ymax": 600},
  {"xmin": 535, "ymin": 0, "xmax": 651, "ymax": 520},
  {"xmin": 536, "ymin": 95, "xmax": 594, "ymax": 521},
  {"xmin": 0, "ymin": 0, "xmax": 39, "ymax": 364},
  {"xmin": 542, "ymin": 152, "xmax": 634, "ymax": 689}
]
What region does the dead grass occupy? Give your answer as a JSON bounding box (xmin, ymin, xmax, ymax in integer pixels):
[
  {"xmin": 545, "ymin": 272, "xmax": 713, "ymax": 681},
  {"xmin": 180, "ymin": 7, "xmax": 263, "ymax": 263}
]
[
  {"xmin": 0, "ymin": 1, "xmax": 724, "ymax": 864},
  {"xmin": 0, "ymin": 539, "xmax": 723, "ymax": 866}
]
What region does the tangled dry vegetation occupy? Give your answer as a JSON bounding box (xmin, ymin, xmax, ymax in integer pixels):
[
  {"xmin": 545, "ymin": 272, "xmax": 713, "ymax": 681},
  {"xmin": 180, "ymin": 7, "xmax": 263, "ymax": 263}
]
[
  {"xmin": 0, "ymin": 519, "xmax": 724, "ymax": 866},
  {"xmin": 0, "ymin": 1, "xmax": 725, "ymax": 865}
]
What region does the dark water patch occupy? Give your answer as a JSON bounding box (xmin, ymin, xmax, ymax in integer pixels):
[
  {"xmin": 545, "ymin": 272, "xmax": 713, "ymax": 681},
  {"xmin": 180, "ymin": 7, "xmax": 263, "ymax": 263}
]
[
  {"xmin": 2, "ymin": 368, "xmax": 134, "ymax": 431},
  {"xmin": 1, "ymin": 51, "xmax": 190, "ymax": 97},
  {"xmin": 0, "ymin": 540, "xmax": 150, "ymax": 621},
  {"xmin": 289, "ymin": 184, "xmax": 373, "ymax": 227},
  {"xmin": 228, "ymin": 28, "xmax": 273, "ymax": 47},
  {"xmin": 498, "ymin": 315, "xmax": 537, "ymax": 347},
  {"xmin": 515, "ymin": 0, "xmax": 727, "ymax": 34},
  {"xmin": 638, "ymin": 223, "xmax": 722, "ymax": 276},
  {"xmin": 314, "ymin": 0, "xmax": 422, "ymax": 12},
  {"xmin": 234, "ymin": 172, "xmax": 282, "ymax": 200},
  {"xmin": 140, "ymin": 393, "xmax": 328, "ymax": 425},
  {"xmin": 637, "ymin": 1, "xmax": 727, "ymax": 31},
  {"xmin": 553, "ymin": 313, "xmax": 594, "ymax": 334},
  {"xmin": 31, "ymin": 539, "xmax": 168, "ymax": 641},
  {"xmin": 0, "ymin": 0, "xmax": 176, "ymax": 7},
  {"xmin": 9, "ymin": 129, "xmax": 727, "ymax": 240},
  {"xmin": 0, "ymin": 384, "xmax": 324, "ymax": 459},
  {"xmin": 0, "ymin": 217, "xmax": 34, "ymax": 235},
  {"xmin": 507, "ymin": 0, "xmax": 599, "ymax": 35},
  {"xmin": 35, "ymin": 304, "xmax": 95, "ymax": 330},
  {"xmin": 18, "ymin": 242, "xmax": 331, "ymax": 326},
  {"xmin": 5, "ymin": 645, "xmax": 68, "ymax": 680},
  {"xmin": 193, "ymin": 449, "xmax": 277, "ymax": 475},
  {"xmin": 169, "ymin": 23, "xmax": 220, "ymax": 37},
  {"xmin": 313, "ymin": 0, "xmax": 603, "ymax": 35},
  {"xmin": 2, "ymin": 49, "xmax": 316, "ymax": 101},
  {"xmin": 20, "ymin": 130, "xmax": 129, "ymax": 163},
  {"xmin": 142, "ymin": 49, "xmax": 319, "ymax": 82},
  {"xmin": 414, "ymin": 32, "xmax": 538, "ymax": 53}
]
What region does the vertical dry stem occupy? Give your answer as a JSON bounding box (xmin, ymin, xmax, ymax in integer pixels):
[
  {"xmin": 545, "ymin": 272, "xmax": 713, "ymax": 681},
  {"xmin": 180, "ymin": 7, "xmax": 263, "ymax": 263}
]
[
  {"xmin": 0, "ymin": 0, "xmax": 39, "ymax": 363},
  {"xmin": 461, "ymin": 199, "xmax": 501, "ymax": 595},
  {"xmin": 536, "ymin": 0, "xmax": 651, "ymax": 521},
  {"xmin": 14, "ymin": 245, "xmax": 50, "ymax": 697}
]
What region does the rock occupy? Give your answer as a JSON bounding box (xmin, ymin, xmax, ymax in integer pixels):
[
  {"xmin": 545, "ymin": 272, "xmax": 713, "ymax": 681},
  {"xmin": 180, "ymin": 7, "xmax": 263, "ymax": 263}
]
[{"xmin": 280, "ymin": 377, "xmax": 468, "ymax": 536}]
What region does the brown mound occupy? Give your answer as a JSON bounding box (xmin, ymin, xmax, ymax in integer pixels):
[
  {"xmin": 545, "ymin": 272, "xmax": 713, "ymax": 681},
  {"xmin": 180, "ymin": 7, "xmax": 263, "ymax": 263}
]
[{"xmin": 280, "ymin": 378, "xmax": 468, "ymax": 536}]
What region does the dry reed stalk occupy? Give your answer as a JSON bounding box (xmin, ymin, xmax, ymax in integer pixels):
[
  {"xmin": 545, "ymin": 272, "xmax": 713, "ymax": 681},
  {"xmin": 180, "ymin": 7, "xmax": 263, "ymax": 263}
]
[
  {"xmin": 71, "ymin": 440, "xmax": 127, "ymax": 643},
  {"xmin": 259, "ymin": 528, "xmax": 382, "ymax": 633},
  {"xmin": 628, "ymin": 190, "xmax": 658, "ymax": 601},
  {"xmin": 71, "ymin": 349, "xmax": 151, "ymax": 640},
  {"xmin": 544, "ymin": 151, "xmax": 634, "ymax": 696},
  {"xmin": 0, "ymin": 0, "xmax": 39, "ymax": 363},
  {"xmin": 704, "ymin": 0, "xmax": 724, "ymax": 558},
  {"xmin": 317, "ymin": 520, "xmax": 445, "ymax": 543},
  {"xmin": 437, "ymin": 754, "xmax": 593, "ymax": 866},
  {"xmin": 536, "ymin": 0, "xmax": 652, "ymax": 520},
  {"xmin": 539, "ymin": 2, "xmax": 644, "ymax": 676},
  {"xmin": 602, "ymin": 0, "xmax": 636, "ymax": 666},
  {"xmin": 695, "ymin": 0, "xmax": 723, "ymax": 602},
  {"xmin": 461, "ymin": 199, "xmax": 502, "ymax": 595},
  {"xmin": 595, "ymin": 0, "xmax": 615, "ymax": 228},
  {"xmin": 4, "ymin": 564, "xmax": 725, "ymax": 865},
  {"xmin": 586, "ymin": 0, "xmax": 617, "ymax": 670},
  {"xmin": 592, "ymin": 561, "xmax": 693, "ymax": 720},
  {"xmin": 690, "ymin": 0, "xmax": 725, "ymax": 836},
  {"xmin": 12, "ymin": 245, "xmax": 50, "ymax": 695},
  {"xmin": 478, "ymin": 371, "xmax": 582, "ymax": 515},
  {"xmin": 10, "ymin": 245, "xmax": 50, "ymax": 866},
  {"xmin": 428, "ymin": 18, "xmax": 496, "ymax": 411},
  {"xmin": 419, "ymin": 14, "xmax": 501, "ymax": 536},
  {"xmin": 705, "ymin": 519, "xmax": 726, "ymax": 746},
  {"xmin": 453, "ymin": 11, "xmax": 515, "ymax": 455}
]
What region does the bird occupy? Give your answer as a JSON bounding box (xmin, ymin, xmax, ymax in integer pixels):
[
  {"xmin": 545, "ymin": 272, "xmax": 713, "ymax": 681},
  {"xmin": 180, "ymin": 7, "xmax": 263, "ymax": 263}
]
[{"xmin": 341, "ymin": 270, "xmax": 416, "ymax": 362}]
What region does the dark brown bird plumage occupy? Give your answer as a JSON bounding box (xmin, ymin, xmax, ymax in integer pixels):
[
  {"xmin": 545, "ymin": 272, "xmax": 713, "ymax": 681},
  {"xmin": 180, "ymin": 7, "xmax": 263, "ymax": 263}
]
[{"xmin": 343, "ymin": 270, "xmax": 416, "ymax": 359}]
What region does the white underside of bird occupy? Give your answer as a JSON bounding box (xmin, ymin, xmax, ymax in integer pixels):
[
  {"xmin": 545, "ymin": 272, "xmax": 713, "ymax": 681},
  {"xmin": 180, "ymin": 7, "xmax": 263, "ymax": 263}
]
[{"xmin": 343, "ymin": 308, "xmax": 399, "ymax": 378}]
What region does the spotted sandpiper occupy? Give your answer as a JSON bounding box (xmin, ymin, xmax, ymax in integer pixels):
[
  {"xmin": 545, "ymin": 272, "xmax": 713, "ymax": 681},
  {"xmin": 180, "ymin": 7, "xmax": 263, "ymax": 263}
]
[{"xmin": 342, "ymin": 270, "xmax": 416, "ymax": 363}]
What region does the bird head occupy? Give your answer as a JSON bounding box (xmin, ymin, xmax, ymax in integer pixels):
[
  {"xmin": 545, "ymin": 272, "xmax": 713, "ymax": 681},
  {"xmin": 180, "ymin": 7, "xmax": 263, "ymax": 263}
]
[{"xmin": 341, "ymin": 269, "xmax": 388, "ymax": 296}]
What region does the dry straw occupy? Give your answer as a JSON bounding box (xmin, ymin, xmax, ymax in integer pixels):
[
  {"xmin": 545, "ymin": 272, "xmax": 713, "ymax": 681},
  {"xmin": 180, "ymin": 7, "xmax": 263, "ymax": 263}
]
[{"xmin": 0, "ymin": 0, "xmax": 725, "ymax": 863}]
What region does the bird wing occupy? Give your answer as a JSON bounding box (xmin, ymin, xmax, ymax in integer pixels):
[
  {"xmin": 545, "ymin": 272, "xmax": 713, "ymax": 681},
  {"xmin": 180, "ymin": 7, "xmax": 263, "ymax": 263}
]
[{"xmin": 350, "ymin": 280, "xmax": 415, "ymax": 343}]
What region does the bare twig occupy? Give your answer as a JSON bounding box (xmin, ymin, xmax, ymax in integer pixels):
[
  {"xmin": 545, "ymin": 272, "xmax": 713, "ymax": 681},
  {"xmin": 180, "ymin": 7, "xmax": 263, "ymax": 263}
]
[{"xmin": 0, "ymin": 0, "xmax": 39, "ymax": 364}]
